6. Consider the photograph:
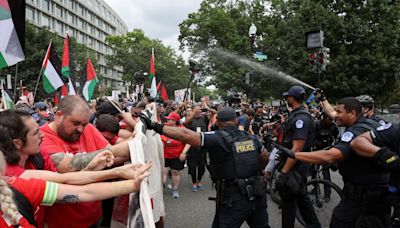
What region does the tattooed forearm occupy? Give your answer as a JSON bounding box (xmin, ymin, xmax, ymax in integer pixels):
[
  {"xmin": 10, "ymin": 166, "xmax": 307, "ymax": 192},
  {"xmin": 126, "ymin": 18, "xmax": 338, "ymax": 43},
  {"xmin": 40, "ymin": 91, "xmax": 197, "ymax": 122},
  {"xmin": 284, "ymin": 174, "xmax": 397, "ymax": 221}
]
[
  {"xmin": 68, "ymin": 151, "xmax": 100, "ymax": 171},
  {"xmin": 58, "ymin": 194, "xmax": 80, "ymax": 203},
  {"xmin": 51, "ymin": 153, "xmax": 66, "ymax": 167},
  {"xmin": 68, "ymin": 146, "xmax": 112, "ymax": 171}
]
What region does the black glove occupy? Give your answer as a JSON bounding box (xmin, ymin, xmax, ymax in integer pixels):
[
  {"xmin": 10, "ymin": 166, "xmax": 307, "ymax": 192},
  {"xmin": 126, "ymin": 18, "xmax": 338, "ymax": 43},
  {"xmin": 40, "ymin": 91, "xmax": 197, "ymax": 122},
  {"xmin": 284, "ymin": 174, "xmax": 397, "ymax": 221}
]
[
  {"xmin": 138, "ymin": 113, "xmax": 164, "ymax": 135},
  {"xmin": 373, "ymin": 147, "xmax": 400, "ymax": 172},
  {"xmin": 275, "ymin": 171, "xmax": 288, "ymax": 191},
  {"xmin": 274, "ymin": 144, "xmax": 296, "ymax": 159},
  {"xmin": 314, "ymin": 88, "xmax": 326, "ymax": 103}
]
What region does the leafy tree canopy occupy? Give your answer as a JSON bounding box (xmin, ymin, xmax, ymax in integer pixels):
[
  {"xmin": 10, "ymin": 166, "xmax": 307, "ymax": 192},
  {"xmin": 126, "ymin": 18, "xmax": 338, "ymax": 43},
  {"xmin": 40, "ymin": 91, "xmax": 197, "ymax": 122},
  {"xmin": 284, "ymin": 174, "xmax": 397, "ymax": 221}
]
[{"xmin": 179, "ymin": 0, "xmax": 400, "ymax": 105}]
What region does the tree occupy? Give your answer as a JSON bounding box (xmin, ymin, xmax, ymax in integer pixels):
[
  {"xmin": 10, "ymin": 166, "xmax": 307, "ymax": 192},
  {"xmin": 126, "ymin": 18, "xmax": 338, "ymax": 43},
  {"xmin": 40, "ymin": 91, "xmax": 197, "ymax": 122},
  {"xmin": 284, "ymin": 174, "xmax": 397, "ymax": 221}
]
[
  {"xmin": 178, "ymin": 0, "xmax": 400, "ymax": 104},
  {"xmin": 105, "ymin": 29, "xmax": 188, "ymax": 99}
]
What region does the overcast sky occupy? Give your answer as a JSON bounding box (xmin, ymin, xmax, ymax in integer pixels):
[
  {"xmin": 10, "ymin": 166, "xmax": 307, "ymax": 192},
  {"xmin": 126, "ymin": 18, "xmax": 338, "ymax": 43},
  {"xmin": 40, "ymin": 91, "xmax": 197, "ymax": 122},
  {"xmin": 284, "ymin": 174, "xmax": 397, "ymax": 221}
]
[{"xmin": 103, "ymin": 0, "xmax": 202, "ymax": 57}]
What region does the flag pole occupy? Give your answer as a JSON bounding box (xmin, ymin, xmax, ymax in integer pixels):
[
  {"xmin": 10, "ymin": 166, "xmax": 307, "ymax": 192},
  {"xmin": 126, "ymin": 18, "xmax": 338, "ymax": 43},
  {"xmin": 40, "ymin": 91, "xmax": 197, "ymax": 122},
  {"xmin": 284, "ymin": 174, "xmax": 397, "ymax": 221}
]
[
  {"xmin": 13, "ymin": 63, "xmax": 18, "ymax": 103},
  {"xmin": 33, "ymin": 66, "xmax": 44, "ymax": 102},
  {"xmin": 33, "ymin": 40, "xmax": 52, "ymax": 102}
]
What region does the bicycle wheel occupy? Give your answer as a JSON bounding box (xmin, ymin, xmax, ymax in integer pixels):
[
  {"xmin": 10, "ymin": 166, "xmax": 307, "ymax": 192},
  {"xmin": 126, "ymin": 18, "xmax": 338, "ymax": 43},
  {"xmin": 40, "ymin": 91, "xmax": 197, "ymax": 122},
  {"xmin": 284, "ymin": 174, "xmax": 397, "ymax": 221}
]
[{"xmin": 296, "ymin": 179, "xmax": 343, "ymax": 228}]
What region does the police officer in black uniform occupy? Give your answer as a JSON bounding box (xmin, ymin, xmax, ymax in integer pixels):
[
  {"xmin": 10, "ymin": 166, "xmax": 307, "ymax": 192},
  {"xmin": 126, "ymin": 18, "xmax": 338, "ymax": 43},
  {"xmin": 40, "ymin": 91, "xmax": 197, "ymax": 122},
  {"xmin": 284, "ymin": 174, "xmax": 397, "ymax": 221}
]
[
  {"xmin": 351, "ymin": 121, "xmax": 400, "ymax": 227},
  {"xmin": 280, "ymin": 97, "xmax": 391, "ymax": 228},
  {"xmin": 277, "ymin": 85, "xmax": 320, "ymax": 228},
  {"xmin": 140, "ymin": 106, "xmax": 270, "ymax": 228}
]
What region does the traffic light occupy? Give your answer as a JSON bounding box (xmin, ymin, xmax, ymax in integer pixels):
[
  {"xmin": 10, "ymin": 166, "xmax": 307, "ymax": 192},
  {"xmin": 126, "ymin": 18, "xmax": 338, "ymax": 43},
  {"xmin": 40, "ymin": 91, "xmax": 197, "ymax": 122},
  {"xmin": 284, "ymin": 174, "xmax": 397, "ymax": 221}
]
[
  {"xmin": 318, "ymin": 47, "xmax": 330, "ymax": 71},
  {"xmin": 309, "ymin": 52, "xmax": 318, "ymax": 72}
]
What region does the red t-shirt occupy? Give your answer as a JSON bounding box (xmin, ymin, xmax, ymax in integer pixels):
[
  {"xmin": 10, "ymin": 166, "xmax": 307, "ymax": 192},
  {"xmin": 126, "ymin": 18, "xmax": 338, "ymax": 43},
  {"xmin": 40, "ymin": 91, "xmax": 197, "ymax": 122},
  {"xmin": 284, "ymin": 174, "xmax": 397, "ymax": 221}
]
[
  {"xmin": 161, "ymin": 134, "xmax": 185, "ymax": 159},
  {"xmin": 40, "ymin": 123, "xmax": 109, "ymax": 228},
  {"xmin": 0, "ymin": 177, "xmax": 46, "ymax": 228},
  {"xmin": 5, "ymin": 154, "xmax": 56, "ymax": 228}
]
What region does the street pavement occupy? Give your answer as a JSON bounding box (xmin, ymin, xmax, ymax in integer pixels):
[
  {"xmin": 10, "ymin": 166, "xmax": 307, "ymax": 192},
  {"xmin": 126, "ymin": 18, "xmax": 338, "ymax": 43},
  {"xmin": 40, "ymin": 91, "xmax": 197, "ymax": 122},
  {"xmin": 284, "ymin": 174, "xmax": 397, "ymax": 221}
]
[{"xmin": 163, "ymin": 168, "xmax": 343, "ymax": 228}]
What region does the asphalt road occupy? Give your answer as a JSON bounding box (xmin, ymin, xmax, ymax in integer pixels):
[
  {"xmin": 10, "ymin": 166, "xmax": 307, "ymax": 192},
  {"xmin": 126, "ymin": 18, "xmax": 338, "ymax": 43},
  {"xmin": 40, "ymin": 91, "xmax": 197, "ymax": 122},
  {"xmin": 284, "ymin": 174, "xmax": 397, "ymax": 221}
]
[{"xmin": 163, "ymin": 168, "xmax": 344, "ymax": 228}]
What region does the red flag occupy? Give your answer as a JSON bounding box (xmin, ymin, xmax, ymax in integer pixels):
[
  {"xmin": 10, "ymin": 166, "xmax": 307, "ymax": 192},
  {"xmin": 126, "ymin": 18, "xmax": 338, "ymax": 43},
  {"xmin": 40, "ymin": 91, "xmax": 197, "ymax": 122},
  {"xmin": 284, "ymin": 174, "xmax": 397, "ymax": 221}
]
[
  {"xmin": 54, "ymin": 91, "xmax": 60, "ymax": 105},
  {"xmin": 61, "ymin": 33, "xmax": 70, "ymax": 76},
  {"xmin": 156, "ymin": 81, "xmax": 161, "ymax": 91},
  {"xmin": 60, "ymin": 84, "xmax": 68, "ymax": 98},
  {"xmin": 157, "ymin": 80, "xmax": 169, "ymax": 101}
]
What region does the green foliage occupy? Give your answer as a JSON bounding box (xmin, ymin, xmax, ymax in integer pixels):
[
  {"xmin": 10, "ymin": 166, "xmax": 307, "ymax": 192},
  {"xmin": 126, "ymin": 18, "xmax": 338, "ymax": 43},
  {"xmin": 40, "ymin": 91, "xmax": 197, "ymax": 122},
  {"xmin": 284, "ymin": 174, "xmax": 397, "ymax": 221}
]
[
  {"xmin": 105, "ymin": 29, "xmax": 188, "ymax": 99},
  {"xmin": 179, "ymin": 0, "xmax": 400, "ymax": 104},
  {"xmin": 0, "ymin": 23, "xmax": 99, "ymax": 101}
]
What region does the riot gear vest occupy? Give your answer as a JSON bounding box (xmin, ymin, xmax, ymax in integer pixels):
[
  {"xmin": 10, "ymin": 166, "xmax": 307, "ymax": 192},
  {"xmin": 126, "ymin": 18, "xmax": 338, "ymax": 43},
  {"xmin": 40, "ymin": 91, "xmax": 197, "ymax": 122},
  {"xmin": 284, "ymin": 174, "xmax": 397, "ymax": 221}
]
[
  {"xmin": 212, "ymin": 128, "xmax": 261, "ymax": 180},
  {"xmin": 282, "ymin": 106, "xmax": 315, "ymax": 151},
  {"xmin": 338, "ymin": 118, "xmax": 390, "ymax": 185}
]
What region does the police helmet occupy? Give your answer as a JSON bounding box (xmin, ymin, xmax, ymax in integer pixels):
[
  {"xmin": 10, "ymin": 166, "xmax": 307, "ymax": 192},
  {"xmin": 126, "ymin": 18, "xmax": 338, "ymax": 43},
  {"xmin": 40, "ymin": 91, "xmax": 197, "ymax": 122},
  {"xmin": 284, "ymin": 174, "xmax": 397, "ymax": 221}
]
[{"xmin": 356, "ymin": 95, "xmax": 374, "ymax": 108}]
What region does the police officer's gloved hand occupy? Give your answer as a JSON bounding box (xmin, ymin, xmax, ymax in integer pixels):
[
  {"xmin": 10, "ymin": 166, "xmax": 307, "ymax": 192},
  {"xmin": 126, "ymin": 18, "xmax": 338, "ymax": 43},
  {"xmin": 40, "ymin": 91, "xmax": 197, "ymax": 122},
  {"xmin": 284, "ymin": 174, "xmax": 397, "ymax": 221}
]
[
  {"xmin": 275, "ymin": 144, "xmax": 296, "ymax": 159},
  {"xmin": 314, "ymin": 88, "xmax": 326, "ymax": 103},
  {"xmin": 373, "ymin": 147, "xmax": 400, "ymax": 172},
  {"xmin": 276, "ymin": 171, "xmax": 288, "ymax": 191},
  {"xmin": 138, "ymin": 113, "xmax": 164, "ymax": 135}
]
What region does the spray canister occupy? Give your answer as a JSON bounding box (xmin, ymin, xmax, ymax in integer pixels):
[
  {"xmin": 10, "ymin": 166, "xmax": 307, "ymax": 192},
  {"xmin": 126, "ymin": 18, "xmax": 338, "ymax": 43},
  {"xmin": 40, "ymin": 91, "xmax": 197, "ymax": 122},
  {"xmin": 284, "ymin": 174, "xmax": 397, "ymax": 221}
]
[{"xmin": 306, "ymin": 91, "xmax": 316, "ymax": 105}]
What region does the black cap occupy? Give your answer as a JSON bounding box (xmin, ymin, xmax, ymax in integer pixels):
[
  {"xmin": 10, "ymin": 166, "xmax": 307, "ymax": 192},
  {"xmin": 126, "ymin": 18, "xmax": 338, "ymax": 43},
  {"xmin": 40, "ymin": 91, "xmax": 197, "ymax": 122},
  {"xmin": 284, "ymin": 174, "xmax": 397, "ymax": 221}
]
[
  {"xmin": 283, "ymin": 85, "xmax": 306, "ymax": 99},
  {"xmin": 98, "ymin": 101, "xmax": 120, "ymax": 116},
  {"xmin": 217, "ymin": 107, "xmax": 237, "ymax": 122}
]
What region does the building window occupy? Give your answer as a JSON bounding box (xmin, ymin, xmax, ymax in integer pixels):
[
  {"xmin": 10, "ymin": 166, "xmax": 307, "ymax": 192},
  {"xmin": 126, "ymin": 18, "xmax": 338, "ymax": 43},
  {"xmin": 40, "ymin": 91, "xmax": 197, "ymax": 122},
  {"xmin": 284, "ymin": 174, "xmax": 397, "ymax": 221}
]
[
  {"xmin": 56, "ymin": 20, "xmax": 63, "ymax": 33},
  {"xmin": 42, "ymin": 0, "xmax": 50, "ymax": 11},
  {"xmin": 67, "ymin": 0, "xmax": 73, "ymax": 9},
  {"xmin": 26, "ymin": 7, "xmax": 35, "ymax": 22},
  {"xmin": 55, "ymin": 5, "xmax": 63, "ymax": 18},
  {"xmin": 41, "ymin": 14, "xmax": 50, "ymax": 28},
  {"xmin": 87, "ymin": 37, "xmax": 93, "ymax": 46},
  {"xmin": 76, "ymin": 4, "xmax": 83, "ymax": 16},
  {"xmin": 67, "ymin": 12, "xmax": 73, "ymax": 24},
  {"xmin": 77, "ymin": 18, "xmax": 83, "ymax": 29}
]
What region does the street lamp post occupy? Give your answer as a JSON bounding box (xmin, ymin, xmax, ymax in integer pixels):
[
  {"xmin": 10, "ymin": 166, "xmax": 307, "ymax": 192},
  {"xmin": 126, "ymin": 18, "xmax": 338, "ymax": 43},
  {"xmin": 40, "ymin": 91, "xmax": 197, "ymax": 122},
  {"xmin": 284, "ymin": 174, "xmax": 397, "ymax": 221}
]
[
  {"xmin": 247, "ymin": 23, "xmax": 257, "ymax": 100},
  {"xmin": 248, "ymin": 23, "xmax": 257, "ymax": 52}
]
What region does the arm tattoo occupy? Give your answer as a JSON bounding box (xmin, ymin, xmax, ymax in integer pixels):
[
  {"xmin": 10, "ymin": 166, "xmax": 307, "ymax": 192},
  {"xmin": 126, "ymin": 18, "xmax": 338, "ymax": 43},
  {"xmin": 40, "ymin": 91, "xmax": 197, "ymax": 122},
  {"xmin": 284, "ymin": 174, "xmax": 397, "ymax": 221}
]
[
  {"xmin": 58, "ymin": 194, "xmax": 80, "ymax": 203},
  {"xmin": 68, "ymin": 151, "xmax": 100, "ymax": 171},
  {"xmin": 51, "ymin": 153, "xmax": 66, "ymax": 167},
  {"xmin": 67, "ymin": 146, "xmax": 112, "ymax": 171}
]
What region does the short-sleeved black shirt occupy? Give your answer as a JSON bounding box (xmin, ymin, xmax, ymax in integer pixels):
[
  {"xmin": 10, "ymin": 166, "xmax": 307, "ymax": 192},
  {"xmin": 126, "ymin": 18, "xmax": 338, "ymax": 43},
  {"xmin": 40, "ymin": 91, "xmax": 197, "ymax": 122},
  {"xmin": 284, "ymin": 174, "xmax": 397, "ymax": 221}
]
[
  {"xmin": 370, "ymin": 122, "xmax": 399, "ymax": 152},
  {"xmin": 333, "ymin": 117, "xmax": 389, "ymax": 185},
  {"xmin": 285, "ymin": 106, "xmax": 314, "ymax": 150}
]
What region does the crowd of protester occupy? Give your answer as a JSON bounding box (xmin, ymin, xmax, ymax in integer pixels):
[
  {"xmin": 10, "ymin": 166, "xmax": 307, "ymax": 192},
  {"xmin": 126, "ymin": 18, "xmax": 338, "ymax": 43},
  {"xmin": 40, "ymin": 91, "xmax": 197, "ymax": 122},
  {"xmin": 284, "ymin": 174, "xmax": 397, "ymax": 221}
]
[{"xmin": 1, "ymin": 87, "xmax": 398, "ymax": 228}]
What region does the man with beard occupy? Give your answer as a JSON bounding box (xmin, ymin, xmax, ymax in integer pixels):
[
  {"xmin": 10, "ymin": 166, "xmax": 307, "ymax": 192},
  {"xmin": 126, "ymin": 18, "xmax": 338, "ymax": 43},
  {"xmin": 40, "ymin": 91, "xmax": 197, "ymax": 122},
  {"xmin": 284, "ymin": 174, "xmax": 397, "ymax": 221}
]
[{"xmin": 40, "ymin": 95, "xmax": 132, "ymax": 228}]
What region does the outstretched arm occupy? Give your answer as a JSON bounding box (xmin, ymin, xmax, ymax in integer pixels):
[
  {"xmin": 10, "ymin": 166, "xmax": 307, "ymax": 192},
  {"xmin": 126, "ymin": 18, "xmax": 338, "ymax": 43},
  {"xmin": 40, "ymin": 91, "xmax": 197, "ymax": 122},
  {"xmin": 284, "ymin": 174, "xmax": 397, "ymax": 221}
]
[
  {"xmin": 51, "ymin": 149, "xmax": 114, "ymax": 173},
  {"xmin": 294, "ymin": 147, "xmax": 344, "ymax": 164},
  {"xmin": 19, "ymin": 163, "xmax": 144, "ymax": 185},
  {"xmin": 162, "ymin": 126, "xmax": 201, "ymax": 147},
  {"xmin": 54, "ymin": 162, "xmax": 152, "ymax": 204},
  {"xmin": 350, "ymin": 132, "xmax": 380, "ymax": 157}
]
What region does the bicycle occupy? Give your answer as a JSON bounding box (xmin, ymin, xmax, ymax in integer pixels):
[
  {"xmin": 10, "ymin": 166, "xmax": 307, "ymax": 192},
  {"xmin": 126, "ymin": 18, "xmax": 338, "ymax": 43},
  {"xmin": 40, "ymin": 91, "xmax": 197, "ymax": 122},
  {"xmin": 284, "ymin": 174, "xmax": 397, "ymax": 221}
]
[{"xmin": 296, "ymin": 163, "xmax": 343, "ymax": 227}]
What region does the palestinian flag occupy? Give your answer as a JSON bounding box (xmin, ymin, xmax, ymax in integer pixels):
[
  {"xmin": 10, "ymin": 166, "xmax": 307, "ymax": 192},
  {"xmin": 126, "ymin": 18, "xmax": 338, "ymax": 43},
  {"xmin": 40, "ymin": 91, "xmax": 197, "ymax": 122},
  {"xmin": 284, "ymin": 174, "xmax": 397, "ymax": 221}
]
[
  {"xmin": 41, "ymin": 42, "xmax": 64, "ymax": 94},
  {"xmin": 61, "ymin": 33, "xmax": 76, "ymax": 95},
  {"xmin": 149, "ymin": 48, "xmax": 157, "ymax": 98},
  {"xmin": 1, "ymin": 83, "xmax": 13, "ymax": 109},
  {"xmin": 82, "ymin": 57, "xmax": 98, "ymax": 101},
  {"xmin": 0, "ymin": 0, "xmax": 25, "ymax": 69}
]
